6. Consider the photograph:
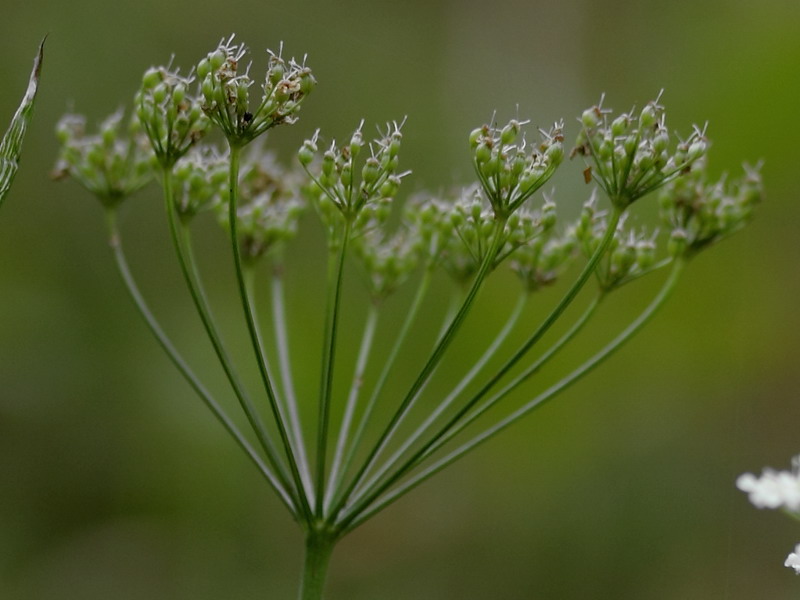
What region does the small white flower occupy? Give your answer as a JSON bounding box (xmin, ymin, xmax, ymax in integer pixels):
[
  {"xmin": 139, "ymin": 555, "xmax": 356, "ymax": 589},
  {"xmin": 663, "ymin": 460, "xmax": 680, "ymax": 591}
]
[
  {"xmin": 785, "ymin": 544, "xmax": 800, "ymax": 574},
  {"xmin": 736, "ymin": 458, "xmax": 800, "ymax": 511}
]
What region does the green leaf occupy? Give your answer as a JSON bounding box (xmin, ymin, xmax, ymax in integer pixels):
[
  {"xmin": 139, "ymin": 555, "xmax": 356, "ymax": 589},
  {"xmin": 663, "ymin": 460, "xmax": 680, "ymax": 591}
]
[{"xmin": 0, "ymin": 38, "xmax": 45, "ymax": 208}]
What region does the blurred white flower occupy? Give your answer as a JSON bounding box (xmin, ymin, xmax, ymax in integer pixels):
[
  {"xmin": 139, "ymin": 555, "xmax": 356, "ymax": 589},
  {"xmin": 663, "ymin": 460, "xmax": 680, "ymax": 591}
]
[
  {"xmin": 736, "ymin": 459, "xmax": 800, "ymax": 511},
  {"xmin": 785, "ymin": 544, "xmax": 800, "ymax": 574}
]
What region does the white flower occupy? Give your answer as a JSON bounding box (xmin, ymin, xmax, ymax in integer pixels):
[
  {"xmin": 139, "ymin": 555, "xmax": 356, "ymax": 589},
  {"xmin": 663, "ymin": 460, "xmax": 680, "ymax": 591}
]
[
  {"xmin": 736, "ymin": 459, "xmax": 800, "ymax": 511},
  {"xmin": 785, "ymin": 544, "xmax": 800, "ymax": 574}
]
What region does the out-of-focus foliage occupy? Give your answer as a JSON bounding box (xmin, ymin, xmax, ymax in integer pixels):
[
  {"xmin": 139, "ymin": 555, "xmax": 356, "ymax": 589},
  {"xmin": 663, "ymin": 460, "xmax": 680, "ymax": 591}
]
[{"xmin": 0, "ymin": 0, "xmax": 798, "ymax": 598}]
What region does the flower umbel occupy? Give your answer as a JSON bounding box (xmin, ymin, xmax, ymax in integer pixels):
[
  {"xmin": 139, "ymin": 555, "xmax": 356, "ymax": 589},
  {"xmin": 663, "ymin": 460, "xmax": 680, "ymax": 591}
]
[
  {"xmin": 299, "ymin": 120, "xmax": 408, "ymax": 224},
  {"xmin": 469, "ymin": 118, "xmax": 564, "ymax": 217},
  {"xmin": 53, "ymin": 109, "xmax": 154, "ymax": 205},
  {"xmin": 737, "ymin": 456, "xmax": 800, "ymax": 512},
  {"xmin": 198, "ymin": 36, "xmax": 315, "ymax": 145},
  {"xmin": 136, "ymin": 63, "xmax": 209, "ymax": 168},
  {"xmin": 572, "ymin": 92, "xmax": 708, "ymax": 209},
  {"xmin": 659, "ymin": 161, "xmax": 763, "ymax": 256},
  {"xmin": 54, "ymin": 49, "xmax": 764, "ymax": 599}
]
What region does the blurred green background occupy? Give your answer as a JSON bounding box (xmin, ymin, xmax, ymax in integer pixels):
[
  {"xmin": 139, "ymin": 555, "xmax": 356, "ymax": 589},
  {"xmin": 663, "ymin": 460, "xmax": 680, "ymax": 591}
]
[{"xmin": 1, "ymin": 0, "xmax": 799, "ymax": 598}]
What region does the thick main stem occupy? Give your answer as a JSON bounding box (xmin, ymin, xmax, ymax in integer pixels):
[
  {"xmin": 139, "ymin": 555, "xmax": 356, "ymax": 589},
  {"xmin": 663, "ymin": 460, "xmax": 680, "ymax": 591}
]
[{"xmin": 299, "ymin": 531, "xmax": 337, "ymax": 600}]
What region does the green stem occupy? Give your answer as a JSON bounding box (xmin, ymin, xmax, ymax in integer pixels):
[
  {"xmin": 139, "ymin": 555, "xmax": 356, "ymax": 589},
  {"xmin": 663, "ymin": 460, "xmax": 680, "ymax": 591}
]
[
  {"xmin": 325, "ymin": 302, "xmax": 380, "ymax": 511},
  {"xmin": 338, "ymin": 209, "xmax": 621, "ymax": 528},
  {"xmin": 330, "ymin": 217, "xmax": 507, "ymax": 521},
  {"xmin": 244, "ymin": 266, "xmax": 315, "ymax": 502},
  {"xmin": 227, "ymin": 144, "xmax": 313, "ymax": 522},
  {"xmin": 355, "ymin": 291, "xmax": 528, "ymax": 499},
  {"xmin": 328, "ymin": 265, "xmax": 433, "ymax": 512},
  {"xmin": 104, "ymin": 208, "xmax": 297, "ymax": 515},
  {"xmin": 343, "ymin": 257, "xmax": 686, "ymax": 532},
  {"xmin": 161, "ymin": 166, "xmax": 296, "ymax": 510},
  {"xmin": 404, "ymin": 293, "xmax": 603, "ymax": 474},
  {"xmin": 298, "ymin": 531, "xmax": 337, "ymax": 600},
  {"xmin": 315, "ymin": 219, "xmax": 352, "ymax": 517},
  {"xmin": 270, "ymin": 264, "xmax": 315, "ymax": 501}
]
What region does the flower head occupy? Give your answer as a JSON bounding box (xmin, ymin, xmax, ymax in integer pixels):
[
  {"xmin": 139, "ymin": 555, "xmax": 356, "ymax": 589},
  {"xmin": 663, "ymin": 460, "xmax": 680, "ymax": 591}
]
[
  {"xmin": 172, "ymin": 144, "xmax": 228, "ymax": 219},
  {"xmin": 736, "ymin": 457, "xmax": 800, "ymax": 512},
  {"xmin": 216, "ymin": 146, "xmax": 306, "ymax": 262},
  {"xmin": 299, "ymin": 120, "xmax": 409, "ymax": 223},
  {"xmin": 469, "ymin": 117, "xmax": 563, "ymax": 217},
  {"xmin": 198, "ymin": 36, "xmax": 315, "ymax": 145},
  {"xmin": 786, "ymin": 544, "xmax": 800, "ymax": 574},
  {"xmin": 572, "ymin": 92, "xmax": 707, "ymax": 209},
  {"xmin": 411, "ymin": 184, "xmax": 556, "ymax": 284},
  {"xmin": 136, "ymin": 63, "xmax": 209, "ymax": 168},
  {"xmin": 659, "ymin": 161, "xmax": 763, "ymax": 257},
  {"xmin": 53, "ymin": 109, "xmax": 154, "ymax": 205}
]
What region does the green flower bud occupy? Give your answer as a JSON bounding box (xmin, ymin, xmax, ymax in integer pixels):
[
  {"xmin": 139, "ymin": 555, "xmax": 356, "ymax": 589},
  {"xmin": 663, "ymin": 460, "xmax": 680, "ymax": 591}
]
[
  {"xmin": 668, "ymin": 228, "xmax": 688, "ymax": 257},
  {"xmin": 142, "ymin": 67, "xmax": 162, "ymax": 90},
  {"xmin": 501, "ymin": 120, "xmax": 520, "ymax": 145},
  {"xmin": 379, "ymin": 175, "xmax": 400, "ymax": 198},
  {"xmin": 639, "ymin": 104, "xmax": 657, "ymax": 129},
  {"xmin": 153, "ymin": 83, "xmax": 168, "ymax": 105},
  {"xmin": 475, "ymin": 142, "xmax": 492, "ymax": 165},
  {"xmin": 581, "ymin": 107, "xmax": 599, "ymax": 128},
  {"xmin": 545, "ymin": 141, "xmax": 563, "ymax": 165},
  {"xmin": 362, "ymin": 157, "xmax": 380, "ymax": 185},
  {"xmin": 611, "ymin": 115, "xmax": 628, "ymax": 137},
  {"xmin": 209, "ymin": 49, "xmax": 226, "ymax": 70},
  {"xmin": 469, "ymin": 127, "xmax": 483, "ymax": 148}
]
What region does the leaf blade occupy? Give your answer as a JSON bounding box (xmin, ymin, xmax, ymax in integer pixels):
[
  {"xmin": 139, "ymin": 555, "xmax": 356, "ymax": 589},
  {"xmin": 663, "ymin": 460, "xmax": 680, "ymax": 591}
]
[{"xmin": 0, "ymin": 38, "xmax": 45, "ymax": 208}]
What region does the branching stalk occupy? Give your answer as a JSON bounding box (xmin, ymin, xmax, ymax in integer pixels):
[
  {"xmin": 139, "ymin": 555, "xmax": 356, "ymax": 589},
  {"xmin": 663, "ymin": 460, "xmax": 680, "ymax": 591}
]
[
  {"xmin": 227, "ymin": 145, "xmax": 313, "ymax": 521},
  {"xmin": 330, "ymin": 217, "xmax": 508, "ymax": 520},
  {"xmin": 355, "ymin": 291, "xmax": 528, "ymax": 499},
  {"xmin": 338, "ymin": 209, "xmax": 621, "ymax": 527},
  {"xmin": 105, "ymin": 208, "xmax": 297, "ymax": 515},
  {"xmin": 325, "ymin": 303, "xmax": 380, "ymax": 511},
  {"xmin": 315, "ymin": 218, "xmax": 353, "ymax": 517},
  {"xmin": 270, "ymin": 263, "xmax": 315, "ymax": 502},
  {"xmin": 343, "ymin": 258, "xmax": 685, "ymax": 532},
  {"xmin": 161, "ymin": 166, "xmax": 297, "ymax": 509}
]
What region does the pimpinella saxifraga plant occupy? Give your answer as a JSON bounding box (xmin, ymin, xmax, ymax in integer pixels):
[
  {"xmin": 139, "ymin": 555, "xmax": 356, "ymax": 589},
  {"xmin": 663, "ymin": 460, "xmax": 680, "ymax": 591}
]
[
  {"xmin": 54, "ymin": 35, "xmax": 763, "ymax": 599},
  {"xmin": 0, "ymin": 40, "xmax": 44, "ymax": 209}
]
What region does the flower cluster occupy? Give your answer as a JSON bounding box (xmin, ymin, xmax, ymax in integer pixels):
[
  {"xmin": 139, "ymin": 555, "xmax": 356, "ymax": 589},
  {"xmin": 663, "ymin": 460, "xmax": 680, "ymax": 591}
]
[
  {"xmin": 572, "ymin": 92, "xmax": 707, "ymax": 209},
  {"xmin": 52, "ymin": 110, "xmax": 154, "ymax": 205},
  {"xmin": 737, "ymin": 456, "xmax": 800, "ymax": 575},
  {"xmin": 737, "ymin": 459, "xmax": 800, "ymax": 511},
  {"xmin": 786, "ymin": 545, "xmax": 800, "ymax": 574},
  {"xmin": 216, "ymin": 148, "xmax": 306, "ymax": 262},
  {"xmin": 197, "ymin": 36, "xmax": 315, "ymax": 144},
  {"xmin": 659, "ymin": 161, "xmax": 763, "ymax": 256},
  {"xmin": 410, "ymin": 186, "xmax": 557, "ymax": 284},
  {"xmin": 299, "ymin": 120, "xmax": 408, "ymax": 223},
  {"xmin": 352, "ymin": 228, "xmax": 421, "ymax": 301},
  {"xmin": 136, "ymin": 65, "xmax": 209, "ymax": 167},
  {"xmin": 469, "ymin": 118, "xmax": 564, "ymax": 216},
  {"xmin": 509, "ymin": 227, "xmax": 576, "ymax": 293},
  {"xmin": 172, "ymin": 145, "xmax": 228, "ymax": 219},
  {"xmin": 572, "ymin": 195, "xmax": 661, "ymax": 290}
]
